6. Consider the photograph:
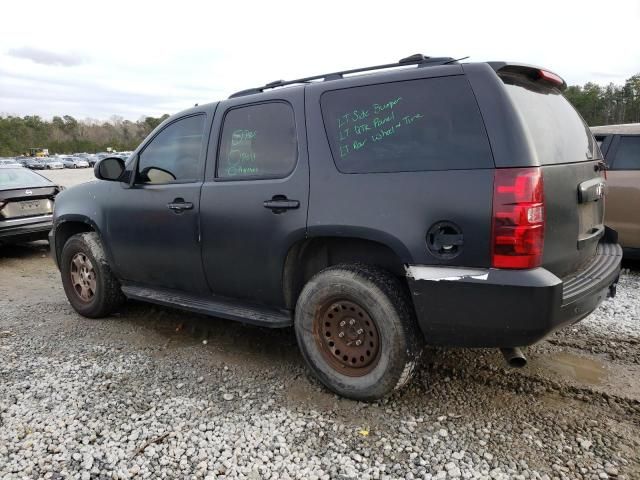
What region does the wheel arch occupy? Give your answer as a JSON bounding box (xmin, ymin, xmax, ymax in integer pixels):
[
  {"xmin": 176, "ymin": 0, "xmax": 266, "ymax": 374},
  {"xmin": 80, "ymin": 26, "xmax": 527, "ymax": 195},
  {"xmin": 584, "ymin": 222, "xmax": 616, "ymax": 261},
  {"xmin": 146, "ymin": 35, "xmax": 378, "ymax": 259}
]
[
  {"xmin": 52, "ymin": 215, "xmax": 111, "ymax": 270},
  {"xmin": 282, "ymin": 235, "xmax": 411, "ymax": 311}
]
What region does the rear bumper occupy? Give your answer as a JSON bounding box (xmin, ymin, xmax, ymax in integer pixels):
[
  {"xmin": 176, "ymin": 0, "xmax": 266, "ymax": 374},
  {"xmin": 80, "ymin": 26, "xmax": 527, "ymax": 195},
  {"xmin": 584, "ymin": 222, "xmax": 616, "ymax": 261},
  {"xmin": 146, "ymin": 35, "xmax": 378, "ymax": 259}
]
[
  {"xmin": 0, "ymin": 215, "xmax": 53, "ymax": 243},
  {"xmin": 407, "ymin": 240, "xmax": 622, "ymax": 347}
]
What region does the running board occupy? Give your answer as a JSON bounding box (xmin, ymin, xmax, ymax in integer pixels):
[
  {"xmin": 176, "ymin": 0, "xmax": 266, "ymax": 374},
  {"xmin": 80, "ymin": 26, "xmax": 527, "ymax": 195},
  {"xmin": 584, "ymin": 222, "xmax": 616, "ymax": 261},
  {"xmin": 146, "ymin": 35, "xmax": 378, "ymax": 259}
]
[{"xmin": 121, "ymin": 285, "xmax": 292, "ymax": 328}]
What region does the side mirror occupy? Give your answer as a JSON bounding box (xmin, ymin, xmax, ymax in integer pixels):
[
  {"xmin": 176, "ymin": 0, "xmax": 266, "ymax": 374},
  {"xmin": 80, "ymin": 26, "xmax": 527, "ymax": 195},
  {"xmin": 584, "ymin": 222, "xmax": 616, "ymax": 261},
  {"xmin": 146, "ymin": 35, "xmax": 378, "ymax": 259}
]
[{"xmin": 94, "ymin": 157, "xmax": 125, "ymax": 181}]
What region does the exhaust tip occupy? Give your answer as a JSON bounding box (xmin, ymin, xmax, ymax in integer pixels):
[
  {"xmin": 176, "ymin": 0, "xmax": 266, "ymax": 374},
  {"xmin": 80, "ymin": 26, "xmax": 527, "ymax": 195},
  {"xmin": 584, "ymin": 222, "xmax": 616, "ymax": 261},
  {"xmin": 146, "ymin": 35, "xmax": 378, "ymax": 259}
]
[
  {"xmin": 500, "ymin": 347, "xmax": 527, "ymax": 368},
  {"xmin": 507, "ymin": 356, "xmax": 527, "ymax": 368}
]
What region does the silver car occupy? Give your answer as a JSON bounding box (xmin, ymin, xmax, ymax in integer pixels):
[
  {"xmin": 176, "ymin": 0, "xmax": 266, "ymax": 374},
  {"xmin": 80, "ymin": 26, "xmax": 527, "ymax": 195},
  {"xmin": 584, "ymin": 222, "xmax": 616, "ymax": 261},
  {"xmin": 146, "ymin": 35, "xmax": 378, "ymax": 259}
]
[
  {"xmin": 0, "ymin": 159, "xmax": 23, "ymax": 168},
  {"xmin": 41, "ymin": 158, "xmax": 64, "ymax": 169},
  {"xmin": 59, "ymin": 156, "xmax": 90, "ymax": 168}
]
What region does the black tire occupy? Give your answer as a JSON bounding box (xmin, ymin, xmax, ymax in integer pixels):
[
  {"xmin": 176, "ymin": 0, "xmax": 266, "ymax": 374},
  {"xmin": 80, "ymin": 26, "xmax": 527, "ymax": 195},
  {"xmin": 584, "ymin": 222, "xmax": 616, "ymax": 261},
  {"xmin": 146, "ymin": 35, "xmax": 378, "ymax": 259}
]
[
  {"xmin": 60, "ymin": 232, "xmax": 124, "ymax": 318},
  {"xmin": 295, "ymin": 263, "xmax": 423, "ymax": 401}
]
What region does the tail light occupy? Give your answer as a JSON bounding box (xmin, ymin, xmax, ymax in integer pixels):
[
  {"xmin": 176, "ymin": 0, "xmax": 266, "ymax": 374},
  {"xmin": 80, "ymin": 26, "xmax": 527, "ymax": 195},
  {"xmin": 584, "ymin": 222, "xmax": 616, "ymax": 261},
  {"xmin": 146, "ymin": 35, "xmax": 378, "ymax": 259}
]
[{"xmin": 491, "ymin": 167, "xmax": 545, "ymax": 269}]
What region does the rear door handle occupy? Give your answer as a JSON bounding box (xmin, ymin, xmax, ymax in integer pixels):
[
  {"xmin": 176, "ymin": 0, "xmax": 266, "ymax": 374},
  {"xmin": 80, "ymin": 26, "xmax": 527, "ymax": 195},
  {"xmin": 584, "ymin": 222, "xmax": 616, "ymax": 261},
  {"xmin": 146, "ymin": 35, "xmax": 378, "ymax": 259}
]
[
  {"xmin": 167, "ymin": 198, "xmax": 194, "ymax": 212},
  {"xmin": 263, "ymin": 196, "xmax": 300, "ymax": 214}
]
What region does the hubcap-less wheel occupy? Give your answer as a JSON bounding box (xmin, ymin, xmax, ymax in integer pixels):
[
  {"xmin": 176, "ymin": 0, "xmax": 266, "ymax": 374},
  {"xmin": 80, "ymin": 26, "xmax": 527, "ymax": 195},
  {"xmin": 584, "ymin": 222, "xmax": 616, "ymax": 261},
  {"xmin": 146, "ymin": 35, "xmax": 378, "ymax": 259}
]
[
  {"xmin": 313, "ymin": 299, "xmax": 381, "ymax": 377},
  {"xmin": 70, "ymin": 252, "xmax": 97, "ymax": 302}
]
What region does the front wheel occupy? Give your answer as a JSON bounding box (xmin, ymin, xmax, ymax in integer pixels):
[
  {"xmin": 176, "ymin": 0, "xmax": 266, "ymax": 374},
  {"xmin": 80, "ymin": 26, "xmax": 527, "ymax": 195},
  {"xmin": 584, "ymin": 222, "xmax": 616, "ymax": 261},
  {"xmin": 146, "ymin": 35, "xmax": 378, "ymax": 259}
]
[
  {"xmin": 60, "ymin": 232, "xmax": 124, "ymax": 318},
  {"xmin": 295, "ymin": 264, "xmax": 423, "ymax": 401}
]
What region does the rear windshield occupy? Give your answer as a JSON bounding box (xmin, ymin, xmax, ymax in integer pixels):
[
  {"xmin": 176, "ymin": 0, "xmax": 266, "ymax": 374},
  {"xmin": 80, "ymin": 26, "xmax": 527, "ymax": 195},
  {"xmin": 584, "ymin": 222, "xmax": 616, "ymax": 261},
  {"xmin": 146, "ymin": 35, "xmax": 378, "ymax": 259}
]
[
  {"xmin": 321, "ymin": 76, "xmax": 494, "ymax": 173},
  {"xmin": 0, "ymin": 168, "xmax": 50, "ymax": 189},
  {"xmin": 500, "ymin": 73, "xmax": 600, "ymax": 164}
]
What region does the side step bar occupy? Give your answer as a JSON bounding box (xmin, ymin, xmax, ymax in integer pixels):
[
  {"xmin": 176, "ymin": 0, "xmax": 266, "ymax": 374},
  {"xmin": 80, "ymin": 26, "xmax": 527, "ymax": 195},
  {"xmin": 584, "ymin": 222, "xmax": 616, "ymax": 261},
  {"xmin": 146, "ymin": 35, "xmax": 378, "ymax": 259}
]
[{"xmin": 121, "ymin": 285, "xmax": 293, "ymax": 328}]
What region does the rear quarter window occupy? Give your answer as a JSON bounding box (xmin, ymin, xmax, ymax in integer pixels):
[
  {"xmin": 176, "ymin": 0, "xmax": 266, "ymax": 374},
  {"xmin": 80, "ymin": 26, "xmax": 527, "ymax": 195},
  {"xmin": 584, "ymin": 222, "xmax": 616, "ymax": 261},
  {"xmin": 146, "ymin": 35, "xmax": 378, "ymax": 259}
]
[{"xmin": 320, "ymin": 76, "xmax": 494, "ymax": 173}]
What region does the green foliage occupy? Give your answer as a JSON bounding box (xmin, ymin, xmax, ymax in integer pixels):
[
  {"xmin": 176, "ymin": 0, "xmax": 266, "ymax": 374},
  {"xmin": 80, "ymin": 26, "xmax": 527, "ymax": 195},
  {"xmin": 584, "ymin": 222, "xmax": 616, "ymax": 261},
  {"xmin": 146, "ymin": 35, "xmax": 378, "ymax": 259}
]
[
  {"xmin": 0, "ymin": 114, "xmax": 170, "ymax": 157},
  {"xmin": 564, "ymin": 74, "xmax": 640, "ymax": 126}
]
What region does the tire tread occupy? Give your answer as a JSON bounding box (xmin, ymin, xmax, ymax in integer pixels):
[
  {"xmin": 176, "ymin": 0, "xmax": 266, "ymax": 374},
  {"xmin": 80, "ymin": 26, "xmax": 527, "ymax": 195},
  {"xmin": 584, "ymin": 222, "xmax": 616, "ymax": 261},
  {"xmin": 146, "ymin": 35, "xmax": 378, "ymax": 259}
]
[
  {"xmin": 295, "ymin": 263, "xmax": 423, "ymax": 400},
  {"xmin": 61, "ymin": 232, "xmax": 124, "ymax": 318}
]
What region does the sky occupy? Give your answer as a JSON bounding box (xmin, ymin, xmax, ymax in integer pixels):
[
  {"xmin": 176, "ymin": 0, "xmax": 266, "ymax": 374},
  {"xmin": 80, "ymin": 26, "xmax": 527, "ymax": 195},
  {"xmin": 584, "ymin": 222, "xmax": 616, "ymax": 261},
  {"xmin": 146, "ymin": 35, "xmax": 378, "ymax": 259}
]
[{"xmin": 1, "ymin": 0, "xmax": 639, "ymax": 122}]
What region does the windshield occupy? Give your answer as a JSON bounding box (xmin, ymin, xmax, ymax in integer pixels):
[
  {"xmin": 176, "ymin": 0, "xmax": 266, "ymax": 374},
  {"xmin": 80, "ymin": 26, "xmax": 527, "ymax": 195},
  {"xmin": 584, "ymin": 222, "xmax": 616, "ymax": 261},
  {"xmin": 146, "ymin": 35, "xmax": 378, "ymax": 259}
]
[
  {"xmin": 0, "ymin": 168, "xmax": 51, "ymax": 189},
  {"xmin": 500, "ymin": 73, "xmax": 600, "ymax": 164}
]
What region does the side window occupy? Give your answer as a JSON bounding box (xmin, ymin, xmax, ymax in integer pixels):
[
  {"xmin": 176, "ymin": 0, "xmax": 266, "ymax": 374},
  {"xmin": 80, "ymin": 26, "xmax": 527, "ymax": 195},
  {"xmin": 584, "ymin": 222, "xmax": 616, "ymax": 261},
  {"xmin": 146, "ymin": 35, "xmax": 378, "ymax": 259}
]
[
  {"xmin": 217, "ymin": 102, "xmax": 297, "ymax": 179},
  {"xmin": 320, "ymin": 76, "xmax": 493, "ymax": 173},
  {"xmin": 611, "ymin": 136, "xmax": 640, "ymax": 170},
  {"xmin": 137, "ymin": 115, "xmax": 205, "ymax": 184}
]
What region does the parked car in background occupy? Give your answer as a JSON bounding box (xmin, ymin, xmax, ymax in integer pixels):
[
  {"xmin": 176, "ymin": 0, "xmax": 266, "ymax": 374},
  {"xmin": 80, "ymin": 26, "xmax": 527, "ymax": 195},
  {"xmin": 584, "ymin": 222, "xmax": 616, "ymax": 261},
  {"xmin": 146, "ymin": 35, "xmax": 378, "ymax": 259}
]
[
  {"xmin": 85, "ymin": 155, "xmax": 99, "ymax": 166},
  {"xmin": 59, "ymin": 156, "xmax": 90, "ymax": 169},
  {"xmin": 0, "ymin": 159, "xmax": 23, "ymax": 168},
  {"xmin": 41, "ymin": 158, "xmax": 64, "ymax": 170},
  {"xmin": 51, "ymin": 56, "xmax": 622, "ymax": 400},
  {"xmin": 0, "ymin": 166, "xmax": 63, "ymax": 244},
  {"xmin": 74, "ymin": 153, "xmax": 96, "ymax": 165},
  {"xmin": 111, "ymin": 153, "xmax": 130, "ymax": 161},
  {"xmin": 23, "ymin": 158, "xmax": 47, "ymax": 170},
  {"xmin": 591, "ymin": 123, "xmax": 640, "ymax": 258}
]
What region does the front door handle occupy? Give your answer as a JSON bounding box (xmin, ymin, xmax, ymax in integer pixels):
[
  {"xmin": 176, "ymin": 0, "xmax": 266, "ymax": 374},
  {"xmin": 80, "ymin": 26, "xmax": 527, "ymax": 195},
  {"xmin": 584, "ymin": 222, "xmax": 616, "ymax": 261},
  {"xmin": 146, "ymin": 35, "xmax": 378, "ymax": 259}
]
[
  {"xmin": 263, "ymin": 195, "xmax": 300, "ymax": 214},
  {"xmin": 167, "ymin": 198, "xmax": 194, "ymax": 212}
]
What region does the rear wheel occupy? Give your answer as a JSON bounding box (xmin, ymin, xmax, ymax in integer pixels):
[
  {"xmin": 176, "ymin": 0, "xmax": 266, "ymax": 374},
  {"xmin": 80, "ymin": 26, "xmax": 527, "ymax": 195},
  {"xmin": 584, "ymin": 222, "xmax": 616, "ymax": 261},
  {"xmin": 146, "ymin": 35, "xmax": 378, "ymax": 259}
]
[
  {"xmin": 295, "ymin": 264, "xmax": 423, "ymax": 400},
  {"xmin": 60, "ymin": 232, "xmax": 124, "ymax": 318}
]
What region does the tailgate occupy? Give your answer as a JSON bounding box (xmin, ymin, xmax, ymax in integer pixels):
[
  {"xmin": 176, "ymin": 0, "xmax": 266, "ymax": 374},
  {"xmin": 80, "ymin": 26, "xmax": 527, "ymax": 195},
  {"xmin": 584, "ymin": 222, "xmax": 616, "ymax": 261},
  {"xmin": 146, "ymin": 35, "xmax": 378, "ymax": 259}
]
[
  {"xmin": 542, "ymin": 161, "xmax": 605, "ymax": 277},
  {"xmin": 497, "ymin": 66, "xmax": 605, "ymax": 278}
]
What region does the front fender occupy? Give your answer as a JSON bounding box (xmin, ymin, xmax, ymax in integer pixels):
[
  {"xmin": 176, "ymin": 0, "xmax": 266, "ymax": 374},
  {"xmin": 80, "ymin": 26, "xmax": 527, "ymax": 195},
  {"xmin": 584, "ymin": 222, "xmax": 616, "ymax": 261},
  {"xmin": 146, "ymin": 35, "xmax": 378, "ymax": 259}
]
[{"xmin": 50, "ymin": 181, "xmax": 117, "ymax": 273}]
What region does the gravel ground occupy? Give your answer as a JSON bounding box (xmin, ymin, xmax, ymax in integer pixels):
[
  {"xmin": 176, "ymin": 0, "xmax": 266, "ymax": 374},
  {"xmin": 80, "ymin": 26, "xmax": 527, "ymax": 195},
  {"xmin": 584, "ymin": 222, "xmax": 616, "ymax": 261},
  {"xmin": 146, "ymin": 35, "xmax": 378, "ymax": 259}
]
[
  {"xmin": 39, "ymin": 167, "xmax": 95, "ymax": 188},
  {"xmin": 581, "ymin": 268, "xmax": 640, "ymax": 339},
  {"xmin": 0, "ymin": 243, "xmax": 639, "ymax": 480}
]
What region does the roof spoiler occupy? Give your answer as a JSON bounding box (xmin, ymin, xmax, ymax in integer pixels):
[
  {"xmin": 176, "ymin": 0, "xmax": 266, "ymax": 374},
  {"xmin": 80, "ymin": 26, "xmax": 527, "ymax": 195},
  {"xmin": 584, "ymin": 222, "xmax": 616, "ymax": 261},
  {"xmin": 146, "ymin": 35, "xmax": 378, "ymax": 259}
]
[{"xmin": 488, "ymin": 62, "xmax": 567, "ymax": 90}]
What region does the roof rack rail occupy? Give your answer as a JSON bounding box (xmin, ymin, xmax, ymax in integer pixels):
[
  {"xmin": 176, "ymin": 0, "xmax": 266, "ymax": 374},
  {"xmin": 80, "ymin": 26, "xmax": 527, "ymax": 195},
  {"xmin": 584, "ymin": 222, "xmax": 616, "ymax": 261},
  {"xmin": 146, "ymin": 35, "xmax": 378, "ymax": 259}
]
[{"xmin": 229, "ymin": 54, "xmax": 457, "ymax": 98}]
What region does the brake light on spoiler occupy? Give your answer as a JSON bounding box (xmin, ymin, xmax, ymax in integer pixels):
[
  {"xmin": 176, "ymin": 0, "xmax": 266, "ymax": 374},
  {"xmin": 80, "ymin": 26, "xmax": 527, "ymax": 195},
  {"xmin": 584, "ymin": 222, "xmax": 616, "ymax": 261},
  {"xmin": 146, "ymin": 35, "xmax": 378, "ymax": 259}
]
[
  {"xmin": 538, "ymin": 69, "xmax": 564, "ymax": 87},
  {"xmin": 491, "ymin": 168, "xmax": 545, "ymax": 269}
]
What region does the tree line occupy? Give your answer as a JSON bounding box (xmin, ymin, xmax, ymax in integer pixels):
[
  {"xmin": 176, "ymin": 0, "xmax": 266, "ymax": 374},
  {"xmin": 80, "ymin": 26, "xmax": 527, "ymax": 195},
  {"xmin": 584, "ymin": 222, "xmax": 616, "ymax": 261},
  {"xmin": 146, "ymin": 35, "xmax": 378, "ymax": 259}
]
[
  {"xmin": 0, "ymin": 114, "xmax": 169, "ymax": 157},
  {"xmin": 564, "ymin": 73, "xmax": 640, "ymax": 126},
  {"xmin": 0, "ymin": 72, "xmax": 638, "ymax": 157}
]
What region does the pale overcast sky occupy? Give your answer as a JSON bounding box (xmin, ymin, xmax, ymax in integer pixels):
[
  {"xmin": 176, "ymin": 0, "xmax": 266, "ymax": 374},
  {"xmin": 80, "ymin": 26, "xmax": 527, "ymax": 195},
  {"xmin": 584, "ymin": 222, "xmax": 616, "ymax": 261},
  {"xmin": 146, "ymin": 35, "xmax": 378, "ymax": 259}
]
[{"xmin": 1, "ymin": 0, "xmax": 639, "ymax": 121}]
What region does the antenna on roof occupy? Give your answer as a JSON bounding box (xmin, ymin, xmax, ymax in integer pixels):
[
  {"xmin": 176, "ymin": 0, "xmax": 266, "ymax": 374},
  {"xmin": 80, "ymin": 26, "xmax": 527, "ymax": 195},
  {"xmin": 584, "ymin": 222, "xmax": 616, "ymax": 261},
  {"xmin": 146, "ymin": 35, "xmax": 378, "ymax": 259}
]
[{"xmin": 444, "ymin": 56, "xmax": 469, "ymax": 65}]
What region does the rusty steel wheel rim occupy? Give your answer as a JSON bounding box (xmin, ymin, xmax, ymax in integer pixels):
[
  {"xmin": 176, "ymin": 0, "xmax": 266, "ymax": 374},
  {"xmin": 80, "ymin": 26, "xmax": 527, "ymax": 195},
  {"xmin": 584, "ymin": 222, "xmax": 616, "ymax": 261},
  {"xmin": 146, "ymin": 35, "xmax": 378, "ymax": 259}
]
[
  {"xmin": 313, "ymin": 299, "xmax": 381, "ymax": 377},
  {"xmin": 70, "ymin": 252, "xmax": 97, "ymax": 302}
]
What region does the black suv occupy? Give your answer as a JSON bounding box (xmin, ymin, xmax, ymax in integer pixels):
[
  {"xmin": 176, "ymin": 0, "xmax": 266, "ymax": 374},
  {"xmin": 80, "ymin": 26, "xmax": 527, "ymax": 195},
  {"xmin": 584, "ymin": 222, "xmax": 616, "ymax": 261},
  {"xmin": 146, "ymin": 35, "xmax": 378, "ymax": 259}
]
[{"xmin": 50, "ymin": 55, "xmax": 622, "ymax": 400}]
